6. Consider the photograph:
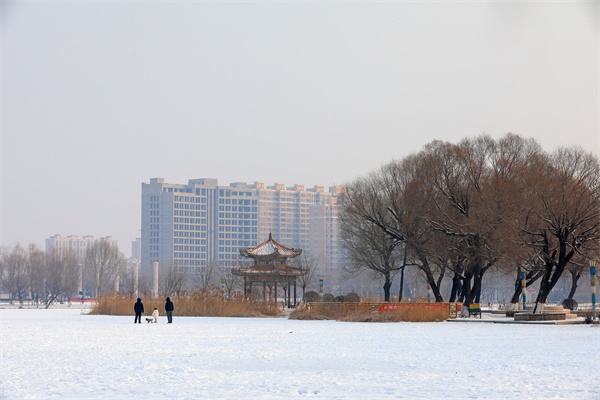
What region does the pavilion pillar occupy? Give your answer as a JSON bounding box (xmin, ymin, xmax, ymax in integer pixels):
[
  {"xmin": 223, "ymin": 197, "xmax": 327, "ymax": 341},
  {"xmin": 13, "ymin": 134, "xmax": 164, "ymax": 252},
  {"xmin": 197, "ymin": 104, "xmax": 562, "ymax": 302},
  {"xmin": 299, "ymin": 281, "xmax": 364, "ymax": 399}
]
[
  {"xmin": 294, "ymin": 279, "xmax": 297, "ymax": 307},
  {"xmin": 274, "ymin": 281, "xmax": 277, "ymax": 304},
  {"xmin": 287, "ymin": 281, "xmax": 291, "ymax": 308},
  {"xmin": 263, "ymin": 282, "xmax": 266, "ymax": 302}
]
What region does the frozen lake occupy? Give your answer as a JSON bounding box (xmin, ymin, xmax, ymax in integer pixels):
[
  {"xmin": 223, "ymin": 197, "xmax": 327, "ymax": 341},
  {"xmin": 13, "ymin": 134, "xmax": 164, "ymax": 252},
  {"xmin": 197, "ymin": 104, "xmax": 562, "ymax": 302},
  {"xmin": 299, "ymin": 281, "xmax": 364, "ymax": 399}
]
[{"xmin": 1, "ymin": 308, "xmax": 598, "ymax": 399}]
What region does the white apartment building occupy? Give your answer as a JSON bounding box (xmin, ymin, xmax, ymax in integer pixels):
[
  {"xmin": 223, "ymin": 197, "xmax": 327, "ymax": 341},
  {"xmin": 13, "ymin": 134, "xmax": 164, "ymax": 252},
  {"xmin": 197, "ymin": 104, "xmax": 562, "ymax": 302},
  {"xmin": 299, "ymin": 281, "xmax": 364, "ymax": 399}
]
[
  {"xmin": 140, "ymin": 178, "xmax": 345, "ymax": 277},
  {"xmin": 45, "ymin": 234, "xmax": 118, "ymax": 262}
]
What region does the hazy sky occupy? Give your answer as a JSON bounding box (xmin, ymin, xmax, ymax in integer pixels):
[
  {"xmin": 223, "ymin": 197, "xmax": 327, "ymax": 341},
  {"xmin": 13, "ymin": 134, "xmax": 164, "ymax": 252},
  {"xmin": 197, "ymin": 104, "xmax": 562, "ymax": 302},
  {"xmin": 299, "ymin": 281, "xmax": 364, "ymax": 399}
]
[{"xmin": 2, "ymin": 1, "xmax": 598, "ymax": 257}]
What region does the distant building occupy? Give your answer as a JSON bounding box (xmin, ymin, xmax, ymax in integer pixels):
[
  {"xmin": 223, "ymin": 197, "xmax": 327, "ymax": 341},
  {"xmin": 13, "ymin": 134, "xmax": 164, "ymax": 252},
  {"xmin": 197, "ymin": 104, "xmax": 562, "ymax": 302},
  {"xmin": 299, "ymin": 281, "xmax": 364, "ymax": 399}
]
[
  {"xmin": 45, "ymin": 234, "xmax": 118, "ymax": 263},
  {"xmin": 131, "ymin": 238, "xmax": 141, "ymax": 261},
  {"xmin": 140, "ymin": 178, "xmax": 345, "ymax": 278}
]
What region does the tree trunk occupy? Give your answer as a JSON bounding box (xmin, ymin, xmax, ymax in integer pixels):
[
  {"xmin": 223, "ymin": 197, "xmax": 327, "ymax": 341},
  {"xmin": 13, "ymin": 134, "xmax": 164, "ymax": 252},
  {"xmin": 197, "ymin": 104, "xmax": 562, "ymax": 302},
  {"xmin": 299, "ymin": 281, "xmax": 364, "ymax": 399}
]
[
  {"xmin": 458, "ymin": 279, "xmax": 466, "ymax": 303},
  {"xmin": 510, "ymin": 275, "xmax": 522, "ymax": 304},
  {"xmin": 473, "ymin": 273, "xmax": 483, "ymax": 304},
  {"xmin": 419, "ymin": 264, "xmax": 444, "ymax": 302},
  {"xmin": 536, "ymin": 262, "xmax": 568, "ymax": 305},
  {"xmin": 44, "ymin": 294, "xmax": 60, "ymax": 309},
  {"xmin": 397, "ymin": 266, "xmax": 405, "ymax": 302},
  {"xmin": 462, "ymin": 272, "xmax": 473, "ymax": 305},
  {"xmin": 535, "ymin": 236, "xmax": 574, "ymax": 306},
  {"xmin": 567, "ymin": 269, "xmax": 581, "ymax": 300},
  {"xmin": 383, "ymin": 273, "xmax": 392, "ymax": 303},
  {"xmin": 510, "ymin": 269, "xmax": 543, "ymax": 304},
  {"xmin": 462, "ymin": 263, "xmax": 491, "ymax": 305},
  {"xmin": 424, "ymin": 270, "xmax": 443, "ymax": 302},
  {"xmin": 449, "ymin": 272, "xmax": 462, "ymax": 303}
]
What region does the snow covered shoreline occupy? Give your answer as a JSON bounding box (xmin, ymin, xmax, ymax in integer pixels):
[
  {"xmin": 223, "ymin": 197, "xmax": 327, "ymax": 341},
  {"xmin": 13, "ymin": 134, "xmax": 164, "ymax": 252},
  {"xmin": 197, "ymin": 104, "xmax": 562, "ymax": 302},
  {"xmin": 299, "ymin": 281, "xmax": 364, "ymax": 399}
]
[{"xmin": 1, "ymin": 308, "xmax": 598, "ymax": 399}]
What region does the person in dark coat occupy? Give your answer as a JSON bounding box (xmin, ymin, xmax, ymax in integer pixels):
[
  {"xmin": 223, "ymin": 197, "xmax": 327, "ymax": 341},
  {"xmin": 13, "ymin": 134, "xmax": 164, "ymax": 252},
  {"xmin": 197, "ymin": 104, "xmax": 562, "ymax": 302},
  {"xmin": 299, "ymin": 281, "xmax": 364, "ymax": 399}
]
[
  {"xmin": 134, "ymin": 298, "xmax": 144, "ymax": 324},
  {"xmin": 165, "ymin": 297, "xmax": 174, "ymax": 323}
]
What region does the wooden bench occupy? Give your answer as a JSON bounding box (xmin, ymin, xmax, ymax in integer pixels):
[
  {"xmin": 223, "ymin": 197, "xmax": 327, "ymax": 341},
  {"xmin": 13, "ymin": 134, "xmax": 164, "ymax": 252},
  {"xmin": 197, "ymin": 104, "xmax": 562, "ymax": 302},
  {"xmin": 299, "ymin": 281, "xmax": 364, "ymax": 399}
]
[{"xmin": 468, "ymin": 303, "xmax": 482, "ymax": 318}]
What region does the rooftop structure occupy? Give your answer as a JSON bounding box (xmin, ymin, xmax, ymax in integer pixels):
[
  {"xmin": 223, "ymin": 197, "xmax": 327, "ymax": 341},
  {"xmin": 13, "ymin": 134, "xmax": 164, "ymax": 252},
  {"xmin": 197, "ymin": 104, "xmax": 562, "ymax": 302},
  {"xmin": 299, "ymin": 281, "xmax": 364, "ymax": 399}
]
[{"xmin": 239, "ymin": 232, "xmax": 302, "ymax": 265}]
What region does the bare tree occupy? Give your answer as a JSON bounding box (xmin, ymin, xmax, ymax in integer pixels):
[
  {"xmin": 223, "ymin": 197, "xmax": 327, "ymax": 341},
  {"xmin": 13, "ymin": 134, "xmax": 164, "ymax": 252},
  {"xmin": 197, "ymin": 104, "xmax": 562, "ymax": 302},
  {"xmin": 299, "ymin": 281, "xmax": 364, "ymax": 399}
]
[
  {"xmin": 138, "ymin": 275, "xmax": 153, "ymax": 299},
  {"xmin": 43, "ymin": 248, "xmax": 79, "ymax": 308},
  {"xmin": 0, "ymin": 244, "xmax": 30, "ymax": 304},
  {"xmin": 119, "ymin": 264, "xmax": 138, "ymax": 299},
  {"xmin": 341, "ymin": 213, "xmax": 404, "ymax": 302},
  {"xmin": 188, "ymin": 263, "xmax": 215, "ymax": 292},
  {"xmin": 161, "ymin": 264, "xmax": 187, "ymax": 298},
  {"xmin": 565, "ymin": 260, "xmax": 585, "ymax": 301},
  {"xmin": 340, "ymin": 157, "xmax": 441, "ymax": 302},
  {"xmin": 519, "ymin": 147, "xmax": 600, "ymax": 311},
  {"xmin": 339, "ymin": 133, "xmax": 598, "ymax": 309},
  {"xmin": 84, "ymin": 239, "xmax": 124, "ymax": 297},
  {"xmin": 62, "ymin": 252, "xmax": 80, "ymax": 301},
  {"xmin": 506, "ymin": 257, "xmax": 545, "ymax": 307},
  {"xmin": 217, "ymin": 265, "xmax": 240, "ymax": 299},
  {"xmin": 380, "ymin": 156, "xmax": 442, "ymax": 302},
  {"xmin": 340, "ymin": 169, "xmax": 409, "ymax": 302},
  {"xmin": 27, "ymin": 244, "xmax": 46, "ymax": 306},
  {"xmin": 420, "ymin": 134, "xmax": 542, "ymax": 305},
  {"xmin": 291, "ymin": 252, "xmax": 320, "ymax": 300}
]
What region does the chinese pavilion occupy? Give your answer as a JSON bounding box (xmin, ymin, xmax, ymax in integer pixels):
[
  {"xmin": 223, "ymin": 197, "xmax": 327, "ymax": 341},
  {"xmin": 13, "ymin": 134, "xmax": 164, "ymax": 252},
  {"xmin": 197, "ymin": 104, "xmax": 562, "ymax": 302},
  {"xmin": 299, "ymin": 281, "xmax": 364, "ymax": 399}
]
[{"xmin": 233, "ymin": 233, "xmax": 306, "ymax": 308}]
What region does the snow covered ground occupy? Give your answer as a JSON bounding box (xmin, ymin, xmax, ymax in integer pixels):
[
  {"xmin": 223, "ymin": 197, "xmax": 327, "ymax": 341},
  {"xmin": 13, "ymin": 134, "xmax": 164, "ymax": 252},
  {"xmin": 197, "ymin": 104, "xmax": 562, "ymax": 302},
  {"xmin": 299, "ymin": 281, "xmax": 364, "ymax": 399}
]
[{"xmin": 1, "ymin": 308, "xmax": 598, "ymax": 399}]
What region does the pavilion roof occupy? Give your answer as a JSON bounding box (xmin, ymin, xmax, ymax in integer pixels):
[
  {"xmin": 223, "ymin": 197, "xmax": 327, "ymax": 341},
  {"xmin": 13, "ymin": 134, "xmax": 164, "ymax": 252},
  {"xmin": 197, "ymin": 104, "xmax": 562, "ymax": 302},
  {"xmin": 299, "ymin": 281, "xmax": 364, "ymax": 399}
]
[
  {"xmin": 240, "ymin": 233, "xmax": 302, "ymax": 259},
  {"xmin": 232, "ymin": 264, "xmax": 307, "ymax": 277}
]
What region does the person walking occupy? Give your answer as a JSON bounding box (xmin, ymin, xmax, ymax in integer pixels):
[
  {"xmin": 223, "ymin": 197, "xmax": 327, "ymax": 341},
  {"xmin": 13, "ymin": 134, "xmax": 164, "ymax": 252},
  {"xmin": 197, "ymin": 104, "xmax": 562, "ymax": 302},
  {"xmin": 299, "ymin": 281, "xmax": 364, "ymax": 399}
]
[
  {"xmin": 152, "ymin": 307, "xmax": 159, "ymax": 323},
  {"xmin": 134, "ymin": 298, "xmax": 144, "ymax": 324},
  {"xmin": 165, "ymin": 297, "xmax": 174, "ymax": 323}
]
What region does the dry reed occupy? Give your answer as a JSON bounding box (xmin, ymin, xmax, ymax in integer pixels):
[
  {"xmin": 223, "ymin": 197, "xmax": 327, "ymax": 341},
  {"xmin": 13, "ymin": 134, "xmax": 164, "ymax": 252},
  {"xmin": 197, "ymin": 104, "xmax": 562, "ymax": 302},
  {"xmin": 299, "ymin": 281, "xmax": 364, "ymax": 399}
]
[
  {"xmin": 342, "ymin": 308, "xmax": 448, "ymax": 322},
  {"xmin": 92, "ymin": 293, "xmax": 449, "ymax": 322},
  {"xmin": 289, "ymin": 302, "xmax": 449, "ymax": 322},
  {"xmin": 90, "ymin": 292, "xmax": 282, "ymax": 318}
]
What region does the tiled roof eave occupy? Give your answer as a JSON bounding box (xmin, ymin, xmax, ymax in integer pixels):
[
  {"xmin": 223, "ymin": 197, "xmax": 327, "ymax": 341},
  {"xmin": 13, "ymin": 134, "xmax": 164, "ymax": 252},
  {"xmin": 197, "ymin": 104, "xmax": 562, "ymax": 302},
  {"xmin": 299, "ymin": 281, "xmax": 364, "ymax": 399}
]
[
  {"xmin": 233, "ymin": 265, "xmax": 308, "ymax": 277},
  {"xmin": 240, "ymin": 235, "xmax": 302, "ymax": 258}
]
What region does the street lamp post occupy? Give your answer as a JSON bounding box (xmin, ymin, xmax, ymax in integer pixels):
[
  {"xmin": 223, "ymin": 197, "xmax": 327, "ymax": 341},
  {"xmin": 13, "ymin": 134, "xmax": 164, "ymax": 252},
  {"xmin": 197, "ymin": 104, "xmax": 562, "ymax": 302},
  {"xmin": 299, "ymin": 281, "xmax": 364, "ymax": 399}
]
[{"xmin": 590, "ymin": 259, "xmax": 596, "ymax": 321}]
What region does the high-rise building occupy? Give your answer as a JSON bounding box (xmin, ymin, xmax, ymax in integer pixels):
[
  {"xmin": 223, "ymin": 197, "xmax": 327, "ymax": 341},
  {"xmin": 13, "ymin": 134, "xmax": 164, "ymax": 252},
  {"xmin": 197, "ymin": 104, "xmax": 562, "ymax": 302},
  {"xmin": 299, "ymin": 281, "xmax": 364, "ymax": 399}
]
[
  {"xmin": 141, "ymin": 178, "xmax": 258, "ymax": 273},
  {"xmin": 140, "ymin": 178, "xmax": 345, "ymax": 277}
]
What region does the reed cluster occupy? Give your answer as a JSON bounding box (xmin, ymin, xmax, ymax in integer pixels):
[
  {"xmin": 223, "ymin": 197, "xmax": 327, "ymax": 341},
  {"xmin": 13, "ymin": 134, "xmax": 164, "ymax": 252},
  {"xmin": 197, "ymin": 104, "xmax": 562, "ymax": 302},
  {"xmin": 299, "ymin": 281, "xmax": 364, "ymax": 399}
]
[
  {"xmin": 290, "ymin": 302, "xmax": 449, "ymax": 322},
  {"xmin": 90, "ymin": 292, "xmax": 282, "ymax": 318}
]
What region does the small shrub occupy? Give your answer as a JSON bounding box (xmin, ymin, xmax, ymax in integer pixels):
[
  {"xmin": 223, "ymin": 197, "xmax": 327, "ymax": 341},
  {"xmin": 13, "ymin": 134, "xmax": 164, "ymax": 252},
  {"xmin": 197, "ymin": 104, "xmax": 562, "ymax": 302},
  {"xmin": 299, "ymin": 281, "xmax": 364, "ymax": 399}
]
[
  {"xmin": 344, "ymin": 292, "xmax": 360, "ymax": 303},
  {"xmin": 334, "ymin": 295, "xmax": 346, "ymax": 302},
  {"xmin": 322, "ymin": 293, "xmax": 335, "ymax": 302},
  {"xmin": 303, "ymin": 291, "xmax": 320, "ymax": 303},
  {"xmin": 561, "ymin": 298, "xmax": 578, "ymax": 310}
]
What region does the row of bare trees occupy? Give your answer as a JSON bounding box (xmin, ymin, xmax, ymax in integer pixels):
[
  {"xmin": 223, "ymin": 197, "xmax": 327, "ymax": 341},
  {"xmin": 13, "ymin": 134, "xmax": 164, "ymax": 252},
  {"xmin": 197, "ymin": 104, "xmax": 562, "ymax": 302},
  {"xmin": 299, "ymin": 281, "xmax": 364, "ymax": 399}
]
[
  {"xmin": 0, "ymin": 239, "xmax": 125, "ymax": 307},
  {"xmin": 340, "ymin": 133, "xmax": 600, "ymax": 311},
  {"xmin": 0, "ymin": 241, "xmax": 323, "ymax": 306}
]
